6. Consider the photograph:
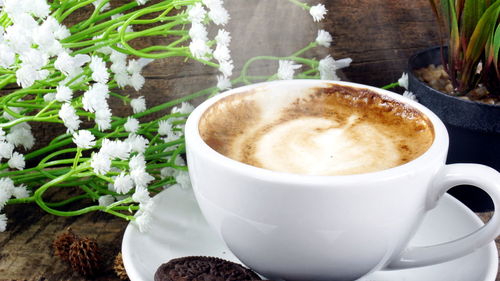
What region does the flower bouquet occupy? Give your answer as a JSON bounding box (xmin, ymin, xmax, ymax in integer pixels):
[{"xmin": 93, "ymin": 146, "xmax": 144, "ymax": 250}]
[{"xmin": 0, "ymin": 0, "xmax": 351, "ymax": 233}]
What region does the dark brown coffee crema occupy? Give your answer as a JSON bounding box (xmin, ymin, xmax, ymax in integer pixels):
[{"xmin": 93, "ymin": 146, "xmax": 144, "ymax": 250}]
[{"xmin": 199, "ymin": 84, "xmax": 435, "ymax": 176}]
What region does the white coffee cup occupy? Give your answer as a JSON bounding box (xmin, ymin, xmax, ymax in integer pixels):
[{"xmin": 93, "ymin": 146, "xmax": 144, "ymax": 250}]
[{"xmin": 185, "ymin": 80, "xmax": 500, "ymax": 281}]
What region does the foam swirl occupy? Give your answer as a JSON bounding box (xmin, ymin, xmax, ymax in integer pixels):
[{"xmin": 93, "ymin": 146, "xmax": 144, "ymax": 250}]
[{"xmin": 252, "ymin": 116, "xmax": 401, "ymax": 175}]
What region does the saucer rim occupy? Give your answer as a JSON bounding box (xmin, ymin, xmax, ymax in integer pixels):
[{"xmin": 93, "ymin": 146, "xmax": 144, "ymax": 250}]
[{"xmin": 122, "ymin": 187, "xmax": 499, "ymax": 281}]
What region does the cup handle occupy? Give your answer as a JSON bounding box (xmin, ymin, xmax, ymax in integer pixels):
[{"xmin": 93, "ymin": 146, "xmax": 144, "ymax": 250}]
[{"xmin": 388, "ymin": 163, "xmax": 500, "ymax": 269}]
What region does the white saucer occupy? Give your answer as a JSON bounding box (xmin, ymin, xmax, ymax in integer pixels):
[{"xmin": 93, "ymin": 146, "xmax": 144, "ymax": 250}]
[{"xmin": 122, "ymin": 185, "xmax": 498, "ymax": 281}]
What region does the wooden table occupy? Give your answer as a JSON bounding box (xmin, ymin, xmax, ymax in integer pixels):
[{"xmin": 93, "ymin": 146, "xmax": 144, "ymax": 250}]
[{"xmin": 1, "ymin": 1, "xmax": 498, "ymax": 280}]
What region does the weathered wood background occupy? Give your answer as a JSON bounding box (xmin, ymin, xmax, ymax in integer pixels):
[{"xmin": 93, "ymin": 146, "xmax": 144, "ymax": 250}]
[{"xmin": 1, "ymin": 0, "xmax": 498, "ymax": 280}]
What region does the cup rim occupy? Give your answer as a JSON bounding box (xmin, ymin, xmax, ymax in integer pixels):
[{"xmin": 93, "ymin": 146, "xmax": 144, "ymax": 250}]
[{"xmin": 185, "ymin": 79, "xmax": 449, "ymax": 185}]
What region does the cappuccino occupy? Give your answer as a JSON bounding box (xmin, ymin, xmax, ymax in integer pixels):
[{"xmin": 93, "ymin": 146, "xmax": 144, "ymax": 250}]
[{"xmin": 199, "ymin": 84, "xmax": 434, "ymax": 176}]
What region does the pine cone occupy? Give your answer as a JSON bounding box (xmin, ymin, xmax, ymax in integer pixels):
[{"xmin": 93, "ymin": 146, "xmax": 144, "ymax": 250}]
[
  {"xmin": 53, "ymin": 228, "xmax": 78, "ymax": 262},
  {"xmin": 113, "ymin": 252, "xmax": 130, "ymax": 280},
  {"xmin": 68, "ymin": 237, "xmax": 102, "ymax": 277}
]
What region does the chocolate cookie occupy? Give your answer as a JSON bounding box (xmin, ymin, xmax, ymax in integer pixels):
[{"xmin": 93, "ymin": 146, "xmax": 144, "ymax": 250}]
[{"xmin": 154, "ymin": 256, "xmax": 262, "ymax": 281}]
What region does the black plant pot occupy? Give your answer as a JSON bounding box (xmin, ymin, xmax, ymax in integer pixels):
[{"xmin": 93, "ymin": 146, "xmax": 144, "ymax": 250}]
[{"xmin": 408, "ymin": 46, "xmax": 500, "ymax": 212}]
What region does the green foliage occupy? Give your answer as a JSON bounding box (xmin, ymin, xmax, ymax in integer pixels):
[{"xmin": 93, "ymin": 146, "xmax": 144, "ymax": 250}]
[{"xmin": 429, "ymin": 0, "xmax": 500, "ymax": 95}]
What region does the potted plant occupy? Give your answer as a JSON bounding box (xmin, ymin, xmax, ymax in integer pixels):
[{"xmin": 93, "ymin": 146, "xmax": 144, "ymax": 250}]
[{"xmin": 407, "ymin": 0, "xmax": 499, "ymax": 211}]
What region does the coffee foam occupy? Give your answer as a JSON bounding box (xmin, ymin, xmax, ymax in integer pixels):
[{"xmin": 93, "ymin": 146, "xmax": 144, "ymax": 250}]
[{"xmin": 199, "ymin": 84, "xmax": 434, "ymax": 176}]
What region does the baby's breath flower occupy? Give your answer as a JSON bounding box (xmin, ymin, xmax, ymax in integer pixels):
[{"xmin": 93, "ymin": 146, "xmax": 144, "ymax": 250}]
[
  {"xmin": 110, "ymin": 50, "xmax": 127, "ymax": 64},
  {"xmin": 277, "ymin": 60, "xmax": 301, "ymax": 80},
  {"xmin": 174, "ymin": 170, "xmax": 191, "ymax": 189},
  {"xmin": 0, "ymin": 177, "xmax": 15, "ymax": 196},
  {"xmin": 0, "ymin": 44, "xmax": 15, "ymax": 68},
  {"xmin": 215, "ymin": 29, "xmax": 231, "ymax": 46},
  {"xmin": 310, "ymin": 4, "xmax": 327, "ymax": 22},
  {"xmin": 98, "ymin": 195, "xmax": 114, "ymax": 207},
  {"xmin": 95, "ymin": 108, "xmax": 112, "ymax": 131},
  {"xmin": 174, "ymin": 156, "xmax": 186, "ymax": 166},
  {"xmin": 10, "ymin": 13, "xmax": 38, "ymax": 31},
  {"xmin": 0, "ymin": 142, "xmax": 14, "ymax": 160},
  {"xmin": 130, "ymin": 168, "xmax": 154, "ymax": 189},
  {"xmin": 114, "ymin": 173, "xmax": 134, "ymax": 194},
  {"xmin": 126, "ymin": 134, "xmax": 149, "ymax": 154},
  {"xmin": 158, "ymin": 120, "xmax": 173, "ymax": 136},
  {"xmin": 131, "ymin": 96, "xmax": 147, "ymax": 114},
  {"xmin": 218, "ymin": 59, "xmax": 234, "ymax": 77},
  {"xmin": 315, "ymin": 29, "xmax": 332, "ymax": 48},
  {"xmin": 207, "ymin": 3, "xmax": 230, "ymax": 25},
  {"xmin": 399, "ymin": 73, "xmax": 409, "ymax": 90},
  {"xmin": 133, "ymin": 204, "xmax": 153, "ymax": 232},
  {"xmin": 129, "ymin": 154, "xmax": 146, "ymax": 170},
  {"xmin": 213, "ymin": 44, "xmax": 231, "ymax": 62},
  {"xmin": 43, "ymin": 16, "xmax": 70, "ymax": 40},
  {"xmin": 4, "ymin": 24, "xmax": 32, "ymax": 53},
  {"xmin": 101, "ymin": 139, "xmax": 130, "ymax": 160},
  {"xmin": 0, "ymin": 214, "xmax": 6, "ymax": 232},
  {"xmin": 12, "ymin": 184, "xmax": 30, "ymax": 199},
  {"xmin": 43, "ymin": 92, "xmax": 55, "ymax": 102},
  {"xmin": 19, "ymin": 49, "xmax": 49, "ymax": 70},
  {"xmin": 16, "ymin": 64, "xmax": 40, "ymax": 88},
  {"xmin": 72, "ymin": 130, "xmax": 96, "ymax": 149},
  {"xmin": 318, "ymin": 55, "xmax": 352, "ymax": 80},
  {"xmin": 403, "ymin": 90, "xmax": 418, "ymax": 102},
  {"xmin": 160, "ymin": 167, "xmax": 176, "ymax": 178},
  {"xmin": 59, "ymin": 103, "xmax": 81, "ymax": 133},
  {"xmin": 54, "ymin": 52, "xmax": 90, "ymax": 77},
  {"xmin": 124, "ymin": 117, "xmax": 140, "ymax": 134},
  {"xmin": 6, "ymin": 124, "xmax": 35, "ymax": 150},
  {"xmin": 82, "ymin": 83, "xmax": 109, "ymax": 113},
  {"xmin": 55, "ymin": 85, "xmax": 73, "ymax": 103},
  {"xmin": 162, "ymin": 130, "xmax": 182, "ymax": 145},
  {"xmin": 216, "ymin": 75, "xmax": 231, "ymax": 91},
  {"xmin": 189, "ymin": 38, "xmax": 212, "ymax": 60},
  {"xmin": 132, "ymin": 186, "xmax": 150, "ymax": 204},
  {"xmin": 30, "ymin": 0, "xmax": 51, "ymax": 18},
  {"xmin": 188, "ymin": 3, "xmax": 207, "ymax": 23},
  {"xmin": 8, "ymin": 152, "xmax": 25, "ymax": 170},
  {"xmin": 172, "ymin": 102, "xmax": 194, "ymax": 115},
  {"xmin": 114, "ymin": 72, "xmax": 130, "ymax": 88},
  {"xmin": 189, "ymin": 22, "xmax": 209, "ymax": 42},
  {"xmin": 90, "ymin": 55, "xmax": 110, "ymax": 84},
  {"xmin": 91, "ymin": 152, "xmax": 111, "ymax": 175},
  {"xmin": 129, "ymin": 72, "xmax": 146, "ymax": 91},
  {"xmin": 0, "ymin": 183, "xmax": 12, "ymax": 209},
  {"xmin": 111, "ymin": 60, "xmax": 127, "ymax": 74},
  {"xmin": 127, "ymin": 58, "xmax": 153, "ymax": 75}
]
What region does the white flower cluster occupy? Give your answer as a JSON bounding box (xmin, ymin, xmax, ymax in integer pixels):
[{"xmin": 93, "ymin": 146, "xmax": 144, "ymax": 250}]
[
  {"xmin": 397, "ymin": 73, "xmax": 417, "ymax": 101},
  {"xmin": 0, "ymin": 122, "xmax": 30, "ymax": 220},
  {"xmin": 0, "ymin": 1, "xmax": 68, "ymax": 88},
  {"xmin": 276, "ymin": 2, "xmax": 352, "ymax": 82},
  {"xmin": 309, "ymin": 4, "xmax": 327, "ymax": 22},
  {"xmin": 187, "ymin": 1, "xmax": 233, "ymax": 91},
  {"xmin": 83, "ymin": 113, "xmax": 158, "ymax": 232},
  {"xmin": 0, "ymin": 0, "xmax": 161, "ymax": 232},
  {"xmin": 0, "ymin": 177, "xmax": 30, "ymax": 232},
  {"xmin": 0, "ymin": 0, "xmax": 153, "ymax": 137}
]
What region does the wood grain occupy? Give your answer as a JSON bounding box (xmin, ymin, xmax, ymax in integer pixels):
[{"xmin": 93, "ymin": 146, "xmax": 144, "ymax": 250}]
[{"xmin": 0, "ymin": 1, "xmax": 496, "ymax": 280}]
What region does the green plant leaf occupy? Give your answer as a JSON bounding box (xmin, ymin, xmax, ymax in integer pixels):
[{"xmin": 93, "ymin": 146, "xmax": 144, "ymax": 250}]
[
  {"xmin": 461, "ymin": 0, "xmax": 486, "ymax": 44},
  {"xmin": 448, "ymin": 0, "xmax": 461, "ymax": 79},
  {"xmin": 493, "ymin": 23, "xmax": 500, "ymax": 79},
  {"xmin": 465, "ymin": 1, "xmax": 500, "ymax": 63},
  {"xmin": 440, "ymin": 0, "xmax": 452, "ymax": 33},
  {"xmin": 456, "ymin": 0, "xmax": 466, "ymax": 19}
]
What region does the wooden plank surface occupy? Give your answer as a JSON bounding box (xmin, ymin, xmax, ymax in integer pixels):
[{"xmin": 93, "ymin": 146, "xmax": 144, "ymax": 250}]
[{"xmin": 1, "ymin": 1, "xmax": 498, "ymax": 280}]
